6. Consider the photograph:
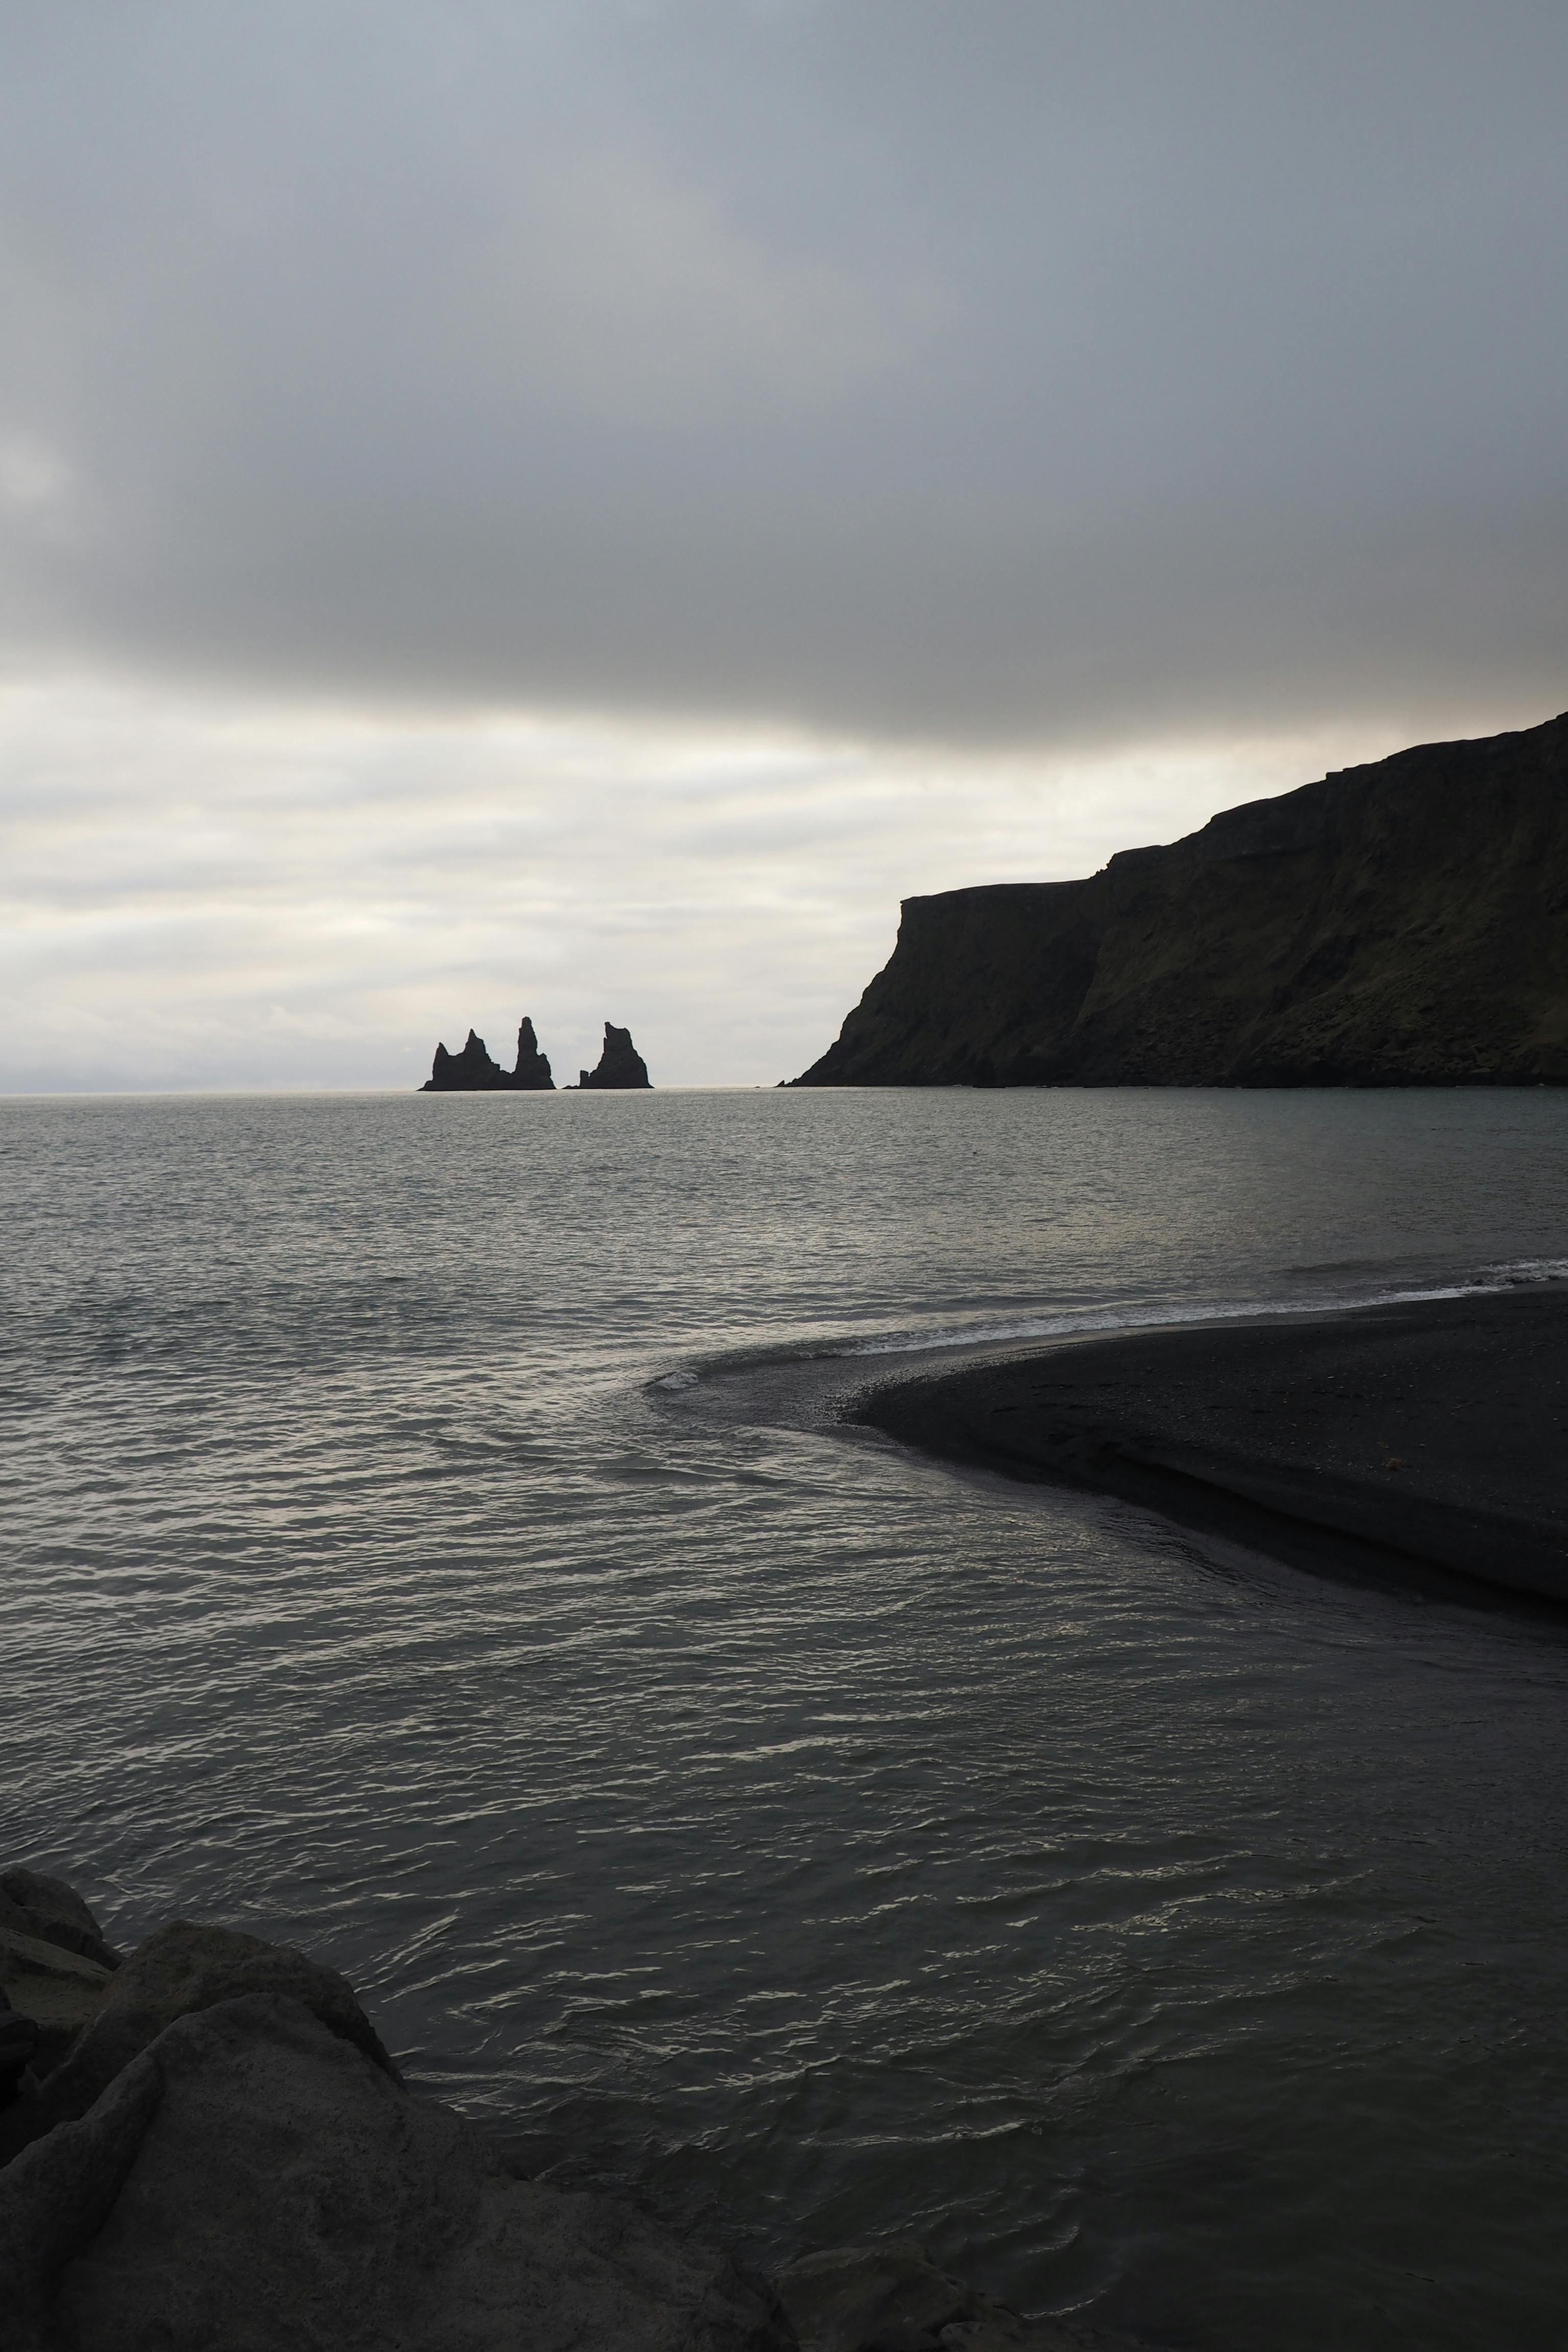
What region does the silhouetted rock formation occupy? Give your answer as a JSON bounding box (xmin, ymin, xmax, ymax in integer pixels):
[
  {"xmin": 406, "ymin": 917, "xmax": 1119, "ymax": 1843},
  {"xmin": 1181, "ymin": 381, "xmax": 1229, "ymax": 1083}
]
[
  {"xmin": 423, "ymin": 1029, "xmax": 506, "ymax": 1090},
  {"xmin": 792, "ymin": 711, "xmax": 1568, "ymax": 1087},
  {"xmin": 509, "ymin": 1016, "xmax": 554, "ymax": 1089},
  {"xmin": 578, "ymin": 1022, "xmax": 651, "ymax": 1089},
  {"xmin": 421, "ymin": 1016, "xmax": 555, "ymax": 1092}
]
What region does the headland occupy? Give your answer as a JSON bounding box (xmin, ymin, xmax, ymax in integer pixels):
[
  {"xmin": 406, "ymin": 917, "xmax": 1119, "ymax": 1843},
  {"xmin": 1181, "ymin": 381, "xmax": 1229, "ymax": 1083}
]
[{"xmin": 792, "ymin": 711, "xmax": 1568, "ymax": 1087}]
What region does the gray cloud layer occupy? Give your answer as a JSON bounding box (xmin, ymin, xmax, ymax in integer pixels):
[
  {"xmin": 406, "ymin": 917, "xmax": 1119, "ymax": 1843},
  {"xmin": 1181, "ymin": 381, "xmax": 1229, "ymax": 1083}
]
[{"xmin": 4, "ymin": 1, "xmax": 1565, "ymax": 746}]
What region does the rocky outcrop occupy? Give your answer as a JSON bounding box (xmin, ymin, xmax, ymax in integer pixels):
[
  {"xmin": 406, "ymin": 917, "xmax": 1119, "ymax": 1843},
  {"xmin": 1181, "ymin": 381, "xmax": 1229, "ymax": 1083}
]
[
  {"xmin": 0, "ymin": 1996, "xmax": 790, "ymax": 2352},
  {"xmin": 0, "ymin": 1878, "xmax": 787, "ymax": 2352},
  {"xmin": 421, "ymin": 1015, "xmax": 555, "ymax": 1091},
  {"xmin": 578, "ymin": 1022, "xmax": 652, "ymax": 1089},
  {"xmin": 1, "ymin": 1873, "xmax": 120, "ymax": 2091},
  {"xmin": 1, "ymin": 1871, "xmax": 120, "ymax": 1976},
  {"xmin": 776, "ymin": 2242, "xmax": 1140, "ymax": 2350},
  {"xmin": 792, "ymin": 710, "xmax": 1568, "ymax": 1087},
  {"xmin": 0, "ymin": 1870, "xmax": 1144, "ymax": 2352},
  {"xmin": 0, "ymin": 1939, "xmax": 111, "ymax": 2093},
  {"xmin": 0, "ymin": 1918, "xmax": 399, "ymax": 2165},
  {"xmin": 0, "ymin": 1997, "xmax": 39, "ymax": 2104}
]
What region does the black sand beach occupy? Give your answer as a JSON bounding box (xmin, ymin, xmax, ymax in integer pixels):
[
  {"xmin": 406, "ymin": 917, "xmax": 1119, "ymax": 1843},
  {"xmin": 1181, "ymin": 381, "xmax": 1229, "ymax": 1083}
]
[{"xmin": 854, "ymin": 1286, "xmax": 1568, "ymax": 1605}]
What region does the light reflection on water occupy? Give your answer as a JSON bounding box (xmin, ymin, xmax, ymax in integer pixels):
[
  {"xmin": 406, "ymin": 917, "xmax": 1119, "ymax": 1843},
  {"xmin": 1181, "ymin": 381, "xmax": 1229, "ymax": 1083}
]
[{"xmin": 4, "ymin": 1086, "xmax": 1568, "ymax": 2349}]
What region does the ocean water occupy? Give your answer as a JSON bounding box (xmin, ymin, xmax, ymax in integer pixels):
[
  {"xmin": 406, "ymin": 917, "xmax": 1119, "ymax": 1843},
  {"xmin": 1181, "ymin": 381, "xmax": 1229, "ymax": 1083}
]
[{"xmin": 4, "ymin": 1086, "xmax": 1568, "ymax": 2349}]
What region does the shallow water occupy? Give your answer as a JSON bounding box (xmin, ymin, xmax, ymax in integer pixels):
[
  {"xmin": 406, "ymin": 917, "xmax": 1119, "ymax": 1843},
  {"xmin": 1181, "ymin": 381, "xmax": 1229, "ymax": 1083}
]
[{"xmin": 4, "ymin": 1087, "xmax": 1567, "ymax": 2348}]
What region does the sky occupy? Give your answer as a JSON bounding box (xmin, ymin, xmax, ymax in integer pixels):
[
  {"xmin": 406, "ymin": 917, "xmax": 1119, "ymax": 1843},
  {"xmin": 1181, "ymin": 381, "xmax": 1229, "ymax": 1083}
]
[{"xmin": 3, "ymin": 1, "xmax": 1565, "ymax": 1090}]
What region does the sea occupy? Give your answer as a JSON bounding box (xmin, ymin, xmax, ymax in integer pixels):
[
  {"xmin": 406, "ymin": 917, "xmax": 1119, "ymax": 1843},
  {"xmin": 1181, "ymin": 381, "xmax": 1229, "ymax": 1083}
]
[{"xmin": 4, "ymin": 1085, "xmax": 1568, "ymax": 2349}]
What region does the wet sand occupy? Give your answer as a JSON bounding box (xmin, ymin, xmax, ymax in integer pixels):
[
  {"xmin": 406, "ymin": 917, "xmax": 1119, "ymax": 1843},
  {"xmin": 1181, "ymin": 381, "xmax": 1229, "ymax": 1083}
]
[{"xmin": 853, "ymin": 1286, "xmax": 1568, "ymax": 1604}]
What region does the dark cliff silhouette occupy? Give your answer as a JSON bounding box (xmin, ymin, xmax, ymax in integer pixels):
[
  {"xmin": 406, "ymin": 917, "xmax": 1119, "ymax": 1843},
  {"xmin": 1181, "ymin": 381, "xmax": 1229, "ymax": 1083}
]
[
  {"xmin": 577, "ymin": 1023, "xmax": 651, "ymax": 1089},
  {"xmin": 421, "ymin": 1016, "xmax": 555, "ymax": 1091},
  {"xmin": 791, "ymin": 711, "xmax": 1568, "ymax": 1088}
]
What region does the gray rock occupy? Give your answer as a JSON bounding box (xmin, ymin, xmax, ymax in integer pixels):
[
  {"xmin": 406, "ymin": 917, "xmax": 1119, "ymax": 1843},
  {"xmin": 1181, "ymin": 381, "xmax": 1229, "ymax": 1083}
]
[
  {"xmin": 0, "ymin": 1917, "xmax": 398, "ymax": 2165},
  {"xmin": 0, "ymin": 1868, "xmax": 120, "ymax": 1972},
  {"xmin": 775, "ymin": 2242, "xmax": 1142, "ymax": 2352},
  {"xmin": 0, "ymin": 1927, "xmax": 114, "ymax": 2086},
  {"xmin": 778, "ymin": 2243, "xmax": 976, "ymax": 2351},
  {"xmin": 0, "ymin": 1993, "xmax": 40, "ymax": 2103},
  {"xmin": 0, "ymin": 1993, "xmax": 792, "ymax": 2352},
  {"xmin": 938, "ymin": 2317, "xmax": 1148, "ymax": 2351},
  {"xmin": 0, "ymin": 2044, "xmax": 163, "ymax": 2349}
]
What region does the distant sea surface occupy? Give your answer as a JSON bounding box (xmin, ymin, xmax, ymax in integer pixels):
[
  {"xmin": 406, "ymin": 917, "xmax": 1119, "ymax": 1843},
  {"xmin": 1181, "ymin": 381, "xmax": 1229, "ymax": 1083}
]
[{"xmin": 5, "ymin": 1088, "xmax": 1568, "ymax": 2349}]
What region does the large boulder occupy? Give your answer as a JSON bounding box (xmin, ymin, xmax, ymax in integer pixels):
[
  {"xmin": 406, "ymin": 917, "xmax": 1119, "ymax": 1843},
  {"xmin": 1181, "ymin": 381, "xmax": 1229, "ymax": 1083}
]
[
  {"xmin": 0, "ymin": 1937, "xmax": 114, "ymax": 2089},
  {"xmin": 0, "ymin": 1994, "xmax": 39, "ymax": 2105},
  {"xmin": 0, "ymin": 1993, "xmax": 792, "ymax": 2352},
  {"xmin": 0, "ymin": 1871, "xmax": 122, "ymax": 2088},
  {"xmin": 0, "ymin": 1919, "xmax": 398, "ymax": 2164},
  {"xmin": 0, "ymin": 1871, "xmax": 120, "ymax": 1974}
]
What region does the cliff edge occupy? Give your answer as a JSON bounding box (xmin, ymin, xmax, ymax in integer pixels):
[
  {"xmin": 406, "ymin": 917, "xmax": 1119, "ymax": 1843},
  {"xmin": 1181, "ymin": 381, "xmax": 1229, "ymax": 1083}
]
[{"xmin": 791, "ymin": 712, "xmax": 1568, "ymax": 1087}]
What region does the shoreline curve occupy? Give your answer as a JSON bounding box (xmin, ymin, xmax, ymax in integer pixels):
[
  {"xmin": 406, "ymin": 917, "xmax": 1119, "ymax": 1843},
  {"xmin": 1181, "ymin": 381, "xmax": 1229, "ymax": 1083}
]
[{"xmin": 850, "ymin": 1285, "xmax": 1568, "ymax": 1606}]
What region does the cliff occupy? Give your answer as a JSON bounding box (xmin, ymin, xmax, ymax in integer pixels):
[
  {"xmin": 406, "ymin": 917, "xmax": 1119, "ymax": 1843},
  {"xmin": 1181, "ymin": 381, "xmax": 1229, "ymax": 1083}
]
[
  {"xmin": 791, "ymin": 712, "xmax": 1568, "ymax": 1087},
  {"xmin": 421, "ymin": 1016, "xmax": 554, "ymax": 1092}
]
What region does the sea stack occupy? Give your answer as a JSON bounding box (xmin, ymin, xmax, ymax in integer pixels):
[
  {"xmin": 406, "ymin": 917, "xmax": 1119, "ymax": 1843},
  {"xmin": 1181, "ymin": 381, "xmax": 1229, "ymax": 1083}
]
[
  {"xmin": 422, "ymin": 1029, "xmax": 507, "ymax": 1091},
  {"xmin": 420, "ymin": 1016, "xmax": 555, "ymax": 1092},
  {"xmin": 578, "ymin": 1023, "xmax": 651, "ymax": 1089},
  {"xmin": 509, "ymin": 1016, "xmax": 554, "ymax": 1090}
]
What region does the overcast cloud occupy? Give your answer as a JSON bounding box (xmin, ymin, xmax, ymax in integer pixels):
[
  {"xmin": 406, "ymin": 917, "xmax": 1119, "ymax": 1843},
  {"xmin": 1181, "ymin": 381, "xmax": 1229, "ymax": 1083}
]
[{"xmin": 2, "ymin": 3, "xmax": 1565, "ymax": 1086}]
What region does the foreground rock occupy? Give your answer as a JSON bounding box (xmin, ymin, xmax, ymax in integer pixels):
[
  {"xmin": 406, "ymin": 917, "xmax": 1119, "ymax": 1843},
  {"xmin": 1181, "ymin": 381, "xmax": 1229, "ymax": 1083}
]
[
  {"xmin": 578, "ymin": 1021, "xmax": 652, "ymax": 1089},
  {"xmin": 0, "ymin": 1918, "xmax": 399, "ymax": 2164},
  {"xmin": 0, "ymin": 1997, "xmax": 39, "ymax": 2102},
  {"xmin": 0, "ymin": 1875, "xmax": 1145, "ymax": 2351},
  {"xmin": 422, "ymin": 1015, "xmax": 556, "ymax": 1091},
  {"xmin": 792, "ymin": 709, "xmax": 1568, "ymax": 1086},
  {"xmin": 0, "ymin": 1872, "xmax": 120, "ymax": 2086},
  {"xmin": 0, "ymin": 1939, "xmax": 111, "ymax": 2091},
  {"xmin": 1, "ymin": 1870, "xmax": 121, "ymax": 1975},
  {"xmin": 0, "ymin": 1994, "xmax": 789, "ymax": 2352},
  {"xmin": 776, "ymin": 2243, "xmax": 1141, "ymax": 2350}
]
